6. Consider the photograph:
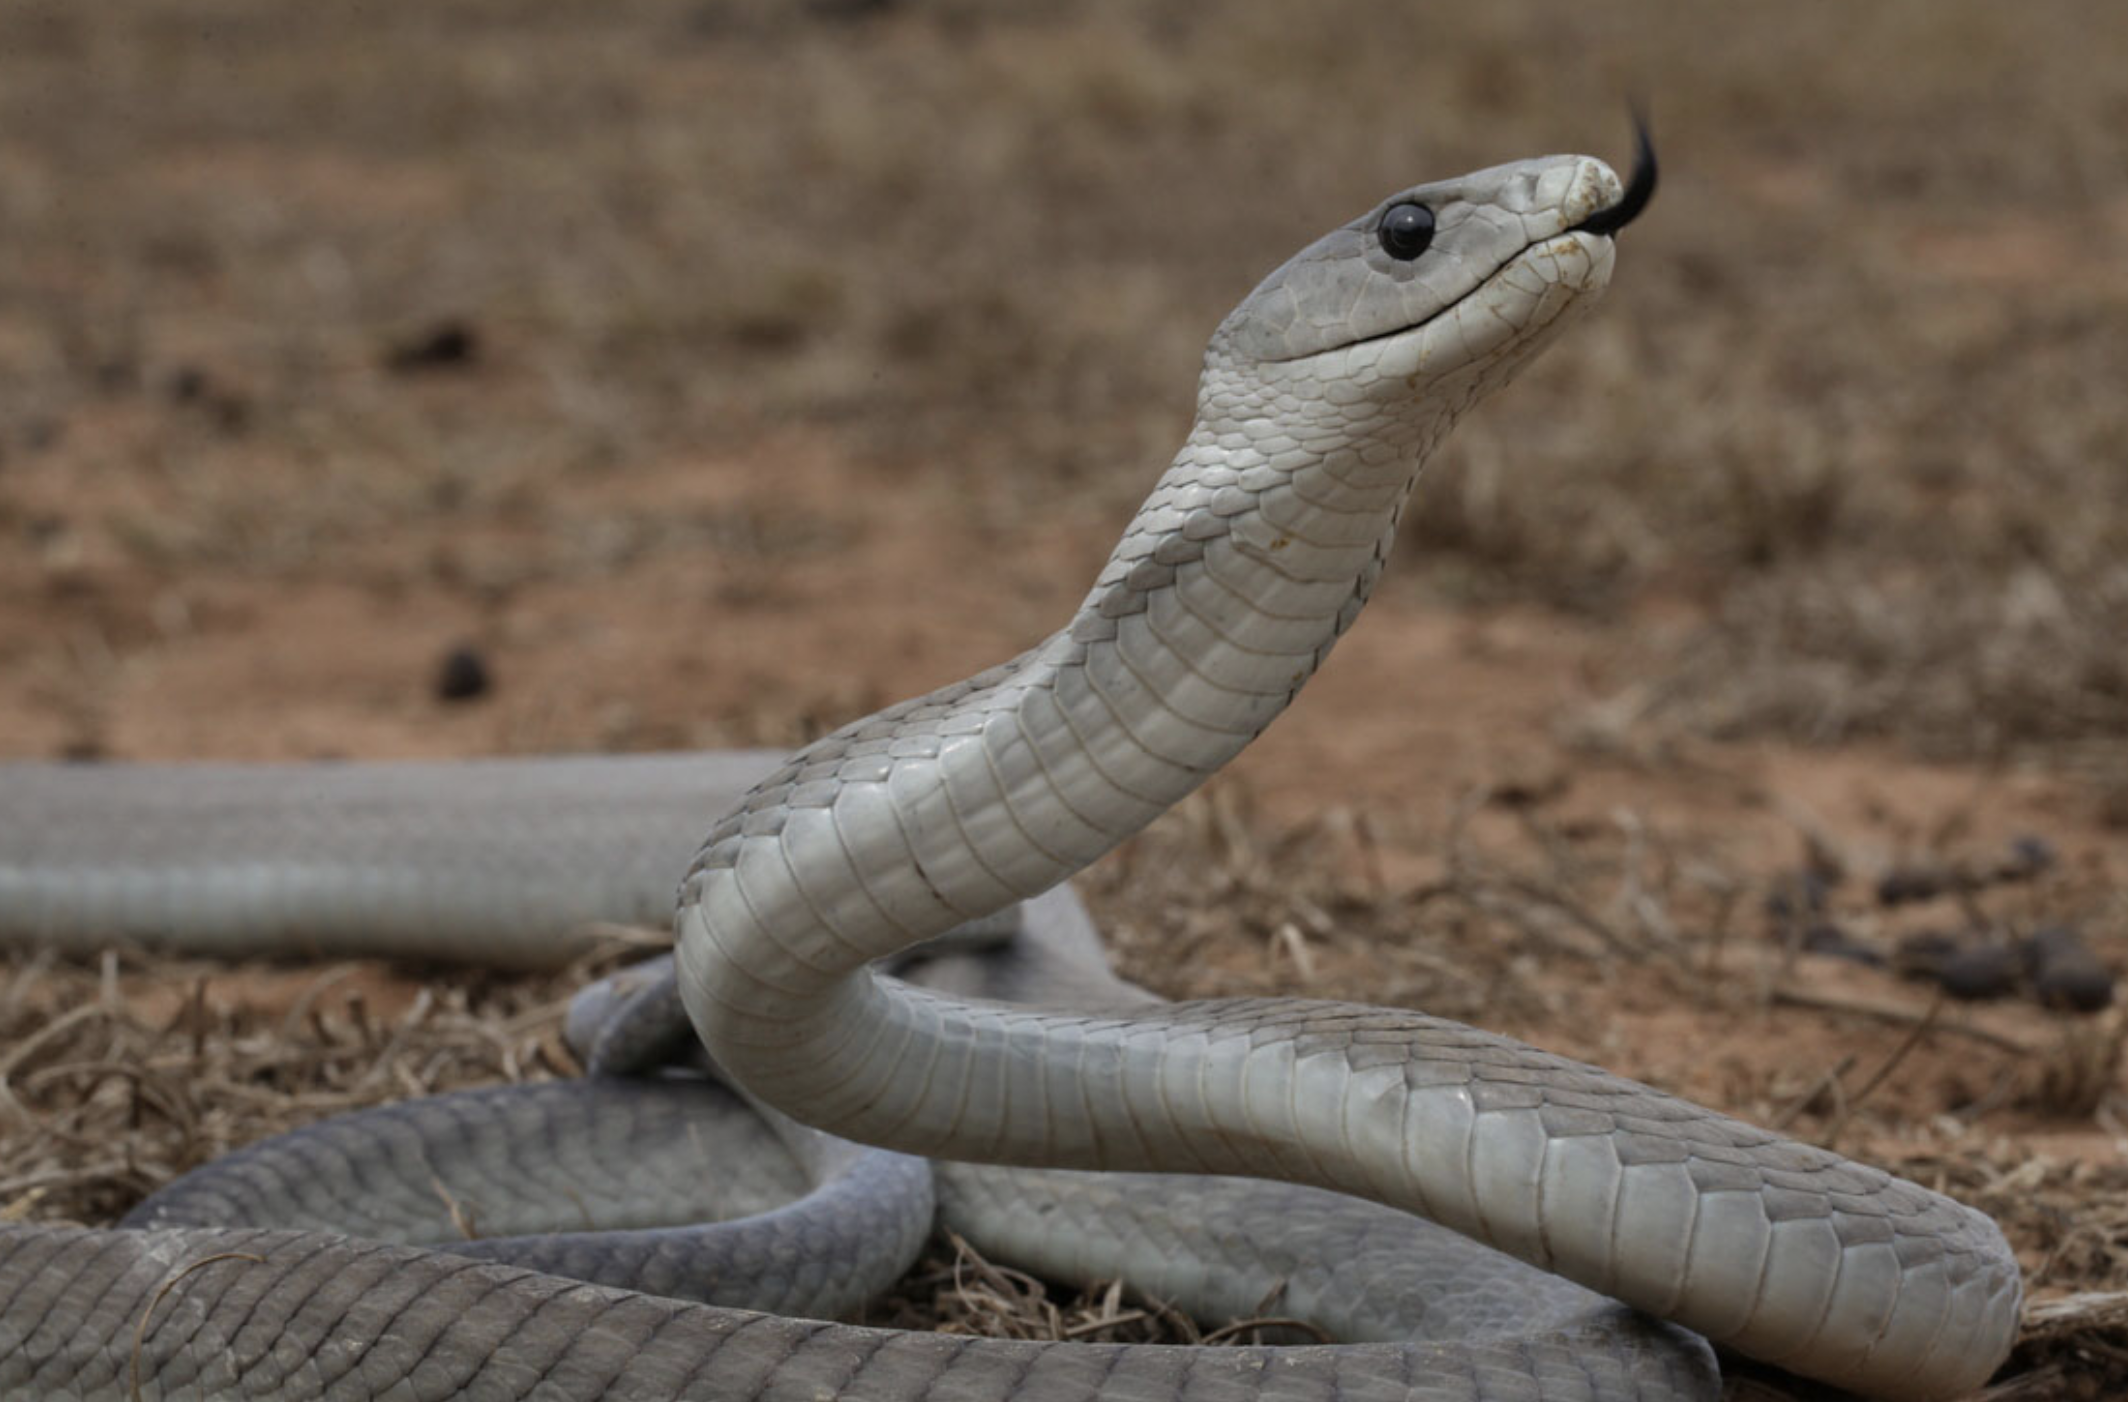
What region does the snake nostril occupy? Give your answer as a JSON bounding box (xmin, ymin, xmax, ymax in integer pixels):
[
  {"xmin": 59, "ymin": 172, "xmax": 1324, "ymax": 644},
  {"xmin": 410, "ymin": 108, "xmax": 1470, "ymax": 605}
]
[{"xmin": 1571, "ymin": 119, "xmax": 1657, "ymax": 238}]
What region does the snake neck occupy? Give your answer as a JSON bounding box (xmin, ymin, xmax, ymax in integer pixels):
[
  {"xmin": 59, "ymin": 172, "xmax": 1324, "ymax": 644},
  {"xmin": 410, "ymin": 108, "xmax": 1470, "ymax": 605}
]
[
  {"xmin": 674, "ymin": 193, "xmax": 1608, "ymax": 1144},
  {"xmin": 678, "ymin": 376, "xmax": 1449, "ymax": 1009},
  {"xmin": 672, "ymin": 233, "xmax": 1605, "ymax": 1128}
]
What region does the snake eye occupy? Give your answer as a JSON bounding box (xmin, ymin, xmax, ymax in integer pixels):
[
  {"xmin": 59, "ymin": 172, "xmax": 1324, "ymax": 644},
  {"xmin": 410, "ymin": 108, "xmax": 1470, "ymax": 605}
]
[{"xmin": 1376, "ymin": 202, "xmax": 1436, "ymax": 260}]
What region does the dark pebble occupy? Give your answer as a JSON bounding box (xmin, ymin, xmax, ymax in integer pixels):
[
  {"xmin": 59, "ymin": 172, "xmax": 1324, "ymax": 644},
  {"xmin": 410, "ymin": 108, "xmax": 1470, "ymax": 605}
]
[
  {"xmin": 1999, "ymin": 834, "xmax": 2059, "ymax": 881},
  {"xmin": 1894, "ymin": 929, "xmax": 1963, "ymax": 972},
  {"xmin": 1876, "ymin": 863, "xmax": 1956, "ymax": 905},
  {"xmin": 23, "ymin": 417, "xmax": 64, "ymax": 453},
  {"xmin": 434, "ymin": 645, "xmax": 492, "ymax": 702},
  {"xmin": 164, "ymin": 365, "xmax": 250, "ymax": 433},
  {"xmin": 209, "ymin": 394, "xmax": 249, "ymax": 434},
  {"xmin": 1800, "ymin": 922, "xmax": 1885, "ymax": 967},
  {"xmin": 167, "ymin": 365, "xmax": 210, "ymax": 402},
  {"xmin": 2025, "ymin": 926, "xmax": 2114, "ymax": 1013},
  {"xmin": 93, "ymin": 358, "xmax": 138, "ymax": 394},
  {"xmin": 807, "ymin": 0, "xmax": 897, "ymax": 20},
  {"xmin": 1765, "ymin": 870, "xmax": 1833, "ymax": 922},
  {"xmin": 1933, "ymin": 943, "xmax": 2023, "ymax": 1001},
  {"xmin": 386, "ymin": 320, "xmax": 480, "ymax": 373}
]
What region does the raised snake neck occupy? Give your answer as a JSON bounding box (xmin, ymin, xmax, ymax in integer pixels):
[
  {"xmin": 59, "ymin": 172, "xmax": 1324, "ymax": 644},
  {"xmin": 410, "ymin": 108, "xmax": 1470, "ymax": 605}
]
[{"xmin": 672, "ymin": 150, "xmax": 2020, "ymax": 1401}]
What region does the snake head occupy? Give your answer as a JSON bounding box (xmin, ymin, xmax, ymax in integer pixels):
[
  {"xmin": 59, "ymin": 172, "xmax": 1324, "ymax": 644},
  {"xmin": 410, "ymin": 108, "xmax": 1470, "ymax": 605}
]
[{"xmin": 1205, "ymin": 148, "xmax": 1647, "ymax": 418}]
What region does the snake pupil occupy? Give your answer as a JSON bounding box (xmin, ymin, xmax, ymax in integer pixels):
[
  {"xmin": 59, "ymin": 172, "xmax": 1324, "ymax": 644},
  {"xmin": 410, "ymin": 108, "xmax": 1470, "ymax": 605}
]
[{"xmin": 1376, "ymin": 202, "xmax": 1435, "ymax": 260}]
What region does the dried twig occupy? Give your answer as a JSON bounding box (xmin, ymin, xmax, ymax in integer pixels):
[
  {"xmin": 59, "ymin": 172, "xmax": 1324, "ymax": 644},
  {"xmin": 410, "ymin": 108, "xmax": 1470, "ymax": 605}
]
[{"xmin": 1770, "ymin": 985, "xmax": 2038, "ymax": 1056}]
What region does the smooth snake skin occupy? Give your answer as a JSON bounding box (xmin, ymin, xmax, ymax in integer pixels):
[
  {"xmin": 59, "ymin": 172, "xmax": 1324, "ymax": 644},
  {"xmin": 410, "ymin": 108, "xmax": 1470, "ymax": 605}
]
[{"xmin": 0, "ymin": 145, "xmax": 2020, "ymax": 1401}]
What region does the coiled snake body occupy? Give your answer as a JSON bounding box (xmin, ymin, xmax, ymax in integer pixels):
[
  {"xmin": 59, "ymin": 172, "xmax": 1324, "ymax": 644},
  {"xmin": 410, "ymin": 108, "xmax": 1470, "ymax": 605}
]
[{"xmin": 0, "ymin": 142, "xmax": 2020, "ymax": 1401}]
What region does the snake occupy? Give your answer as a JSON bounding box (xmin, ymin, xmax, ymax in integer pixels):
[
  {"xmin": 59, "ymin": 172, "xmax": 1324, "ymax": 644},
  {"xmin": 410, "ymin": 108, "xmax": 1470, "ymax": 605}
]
[{"xmin": 0, "ymin": 134, "xmax": 2023, "ymax": 1401}]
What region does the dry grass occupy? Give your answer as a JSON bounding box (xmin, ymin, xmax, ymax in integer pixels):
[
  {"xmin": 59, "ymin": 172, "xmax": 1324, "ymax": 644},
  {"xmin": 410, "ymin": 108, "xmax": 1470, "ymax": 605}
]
[
  {"xmin": 4, "ymin": 792, "xmax": 2122, "ymax": 1393},
  {"xmin": 0, "ymin": 943, "xmax": 633, "ymax": 1226},
  {"xmin": 863, "ymin": 1232, "xmax": 1321, "ymax": 1349}
]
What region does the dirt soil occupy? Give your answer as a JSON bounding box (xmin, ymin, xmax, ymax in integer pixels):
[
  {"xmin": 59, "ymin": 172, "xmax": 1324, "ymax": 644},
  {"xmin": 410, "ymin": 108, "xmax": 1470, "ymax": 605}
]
[{"xmin": 3, "ymin": 3, "xmax": 2127, "ymax": 1397}]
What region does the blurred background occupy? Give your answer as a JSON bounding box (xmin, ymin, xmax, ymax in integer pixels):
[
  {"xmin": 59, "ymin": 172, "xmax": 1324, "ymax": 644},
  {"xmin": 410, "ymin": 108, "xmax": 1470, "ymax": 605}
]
[
  {"xmin": 5, "ymin": 0, "xmax": 2124, "ymax": 780},
  {"xmin": 3, "ymin": 1, "xmax": 2127, "ymax": 1389}
]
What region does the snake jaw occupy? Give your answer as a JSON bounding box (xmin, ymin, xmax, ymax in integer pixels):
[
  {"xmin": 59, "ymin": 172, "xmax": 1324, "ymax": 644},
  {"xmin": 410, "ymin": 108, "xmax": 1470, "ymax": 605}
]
[{"xmin": 1337, "ymin": 225, "xmax": 1617, "ymax": 398}]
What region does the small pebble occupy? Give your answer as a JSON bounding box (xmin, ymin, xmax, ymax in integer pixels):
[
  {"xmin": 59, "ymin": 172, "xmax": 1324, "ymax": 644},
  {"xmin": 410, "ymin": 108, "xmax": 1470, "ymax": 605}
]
[
  {"xmin": 164, "ymin": 364, "xmax": 250, "ymax": 432},
  {"xmin": 1893, "ymin": 929, "xmax": 1962, "ymax": 972},
  {"xmin": 1933, "ymin": 943, "xmax": 2022, "ymax": 1001},
  {"xmin": 93, "ymin": 358, "xmax": 137, "ymax": 394},
  {"xmin": 807, "ymin": 0, "xmax": 897, "ymax": 19},
  {"xmin": 386, "ymin": 320, "xmax": 480, "ymax": 373},
  {"xmin": 434, "ymin": 645, "xmax": 492, "ymax": 702},
  {"xmin": 167, "ymin": 365, "xmax": 210, "ymax": 403},
  {"xmin": 1485, "ymin": 768, "xmax": 1568, "ymax": 810},
  {"xmin": 1876, "ymin": 863, "xmax": 1954, "ymax": 906},
  {"xmin": 1765, "ymin": 870, "xmax": 1833, "ymax": 923},
  {"xmin": 2025, "ymin": 926, "xmax": 2113, "ymax": 1013},
  {"xmin": 1800, "ymin": 922, "xmax": 1884, "ymax": 967},
  {"xmin": 1998, "ymin": 834, "xmax": 2058, "ymax": 881},
  {"xmin": 22, "ymin": 417, "xmax": 64, "ymax": 452},
  {"xmin": 1895, "ymin": 928, "xmax": 2022, "ymax": 999}
]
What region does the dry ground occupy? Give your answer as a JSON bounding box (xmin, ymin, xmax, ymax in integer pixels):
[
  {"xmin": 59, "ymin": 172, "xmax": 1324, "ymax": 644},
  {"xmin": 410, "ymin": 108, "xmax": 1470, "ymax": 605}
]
[{"xmin": 3, "ymin": 1, "xmax": 2127, "ymax": 1396}]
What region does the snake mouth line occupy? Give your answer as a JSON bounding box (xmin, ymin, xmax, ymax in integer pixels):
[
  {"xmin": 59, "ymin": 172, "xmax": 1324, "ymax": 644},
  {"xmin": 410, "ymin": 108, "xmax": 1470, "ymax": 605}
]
[{"xmin": 1294, "ymin": 233, "xmax": 1578, "ymax": 365}]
